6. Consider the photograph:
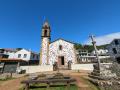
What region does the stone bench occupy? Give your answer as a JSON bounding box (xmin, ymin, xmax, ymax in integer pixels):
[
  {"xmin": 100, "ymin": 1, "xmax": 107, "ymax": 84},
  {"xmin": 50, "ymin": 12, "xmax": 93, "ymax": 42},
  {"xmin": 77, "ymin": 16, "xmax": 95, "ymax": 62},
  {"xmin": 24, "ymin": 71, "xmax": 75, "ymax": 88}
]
[{"xmin": 21, "ymin": 78, "xmax": 76, "ymax": 90}]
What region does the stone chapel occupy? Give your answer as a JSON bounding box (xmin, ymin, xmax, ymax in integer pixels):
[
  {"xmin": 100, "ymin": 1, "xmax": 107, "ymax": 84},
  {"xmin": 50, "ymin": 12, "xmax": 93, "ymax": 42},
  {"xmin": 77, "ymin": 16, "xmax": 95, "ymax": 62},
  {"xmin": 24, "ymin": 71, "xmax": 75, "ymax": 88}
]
[{"xmin": 40, "ymin": 21, "xmax": 77, "ymax": 68}]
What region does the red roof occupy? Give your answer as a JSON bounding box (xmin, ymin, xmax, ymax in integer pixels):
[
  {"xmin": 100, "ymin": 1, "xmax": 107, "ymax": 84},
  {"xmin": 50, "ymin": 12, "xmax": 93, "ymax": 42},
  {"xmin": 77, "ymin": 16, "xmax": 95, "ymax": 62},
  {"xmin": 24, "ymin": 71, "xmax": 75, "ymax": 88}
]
[{"xmin": 0, "ymin": 58, "xmax": 26, "ymax": 62}]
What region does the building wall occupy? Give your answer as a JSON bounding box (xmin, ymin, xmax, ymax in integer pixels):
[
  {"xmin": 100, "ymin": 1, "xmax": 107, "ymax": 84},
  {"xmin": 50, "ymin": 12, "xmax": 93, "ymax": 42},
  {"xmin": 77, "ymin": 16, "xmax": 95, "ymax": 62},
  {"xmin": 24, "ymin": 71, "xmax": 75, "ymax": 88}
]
[
  {"xmin": 71, "ymin": 63, "xmax": 112, "ymax": 71},
  {"xmin": 71, "ymin": 64, "xmax": 94, "ymax": 71},
  {"xmin": 30, "ymin": 53, "xmax": 39, "ymax": 60},
  {"xmin": 91, "ymin": 49, "xmax": 108, "ymax": 55},
  {"xmin": 20, "ymin": 65, "xmax": 53, "ymax": 73},
  {"xmin": 107, "ymin": 39, "xmax": 120, "ymax": 59},
  {"xmin": 14, "ymin": 49, "xmax": 31, "ymax": 61},
  {"xmin": 8, "ymin": 52, "xmax": 15, "ymax": 58},
  {"xmin": 41, "ymin": 37, "xmax": 50, "ymax": 65},
  {"xmin": 49, "ymin": 39, "xmax": 76, "ymax": 65}
]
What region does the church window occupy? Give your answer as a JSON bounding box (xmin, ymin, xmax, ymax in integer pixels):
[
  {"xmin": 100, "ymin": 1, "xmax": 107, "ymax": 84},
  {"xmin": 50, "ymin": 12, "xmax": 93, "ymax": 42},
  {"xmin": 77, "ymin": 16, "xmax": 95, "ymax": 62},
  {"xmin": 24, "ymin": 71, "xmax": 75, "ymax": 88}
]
[
  {"xmin": 44, "ymin": 30, "xmax": 47, "ymax": 36},
  {"xmin": 59, "ymin": 45, "xmax": 62, "ymax": 50}
]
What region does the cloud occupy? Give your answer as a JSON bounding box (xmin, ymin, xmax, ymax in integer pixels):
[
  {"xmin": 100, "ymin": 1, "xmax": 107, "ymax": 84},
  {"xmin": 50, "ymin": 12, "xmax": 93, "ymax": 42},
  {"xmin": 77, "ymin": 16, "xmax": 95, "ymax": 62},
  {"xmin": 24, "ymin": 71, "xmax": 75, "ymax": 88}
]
[{"xmin": 84, "ymin": 32, "xmax": 120, "ymax": 45}]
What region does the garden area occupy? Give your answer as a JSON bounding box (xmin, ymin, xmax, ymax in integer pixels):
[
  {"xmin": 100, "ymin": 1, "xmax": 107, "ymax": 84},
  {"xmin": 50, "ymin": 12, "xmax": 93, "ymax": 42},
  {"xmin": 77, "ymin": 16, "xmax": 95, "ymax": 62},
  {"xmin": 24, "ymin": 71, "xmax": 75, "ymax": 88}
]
[{"xmin": 0, "ymin": 71, "xmax": 101, "ymax": 90}]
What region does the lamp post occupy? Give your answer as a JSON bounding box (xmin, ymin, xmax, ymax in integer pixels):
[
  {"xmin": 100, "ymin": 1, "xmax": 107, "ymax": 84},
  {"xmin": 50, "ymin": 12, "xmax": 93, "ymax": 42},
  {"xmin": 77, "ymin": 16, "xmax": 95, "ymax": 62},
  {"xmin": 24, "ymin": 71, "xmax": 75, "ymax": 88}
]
[{"xmin": 90, "ymin": 35, "xmax": 101, "ymax": 72}]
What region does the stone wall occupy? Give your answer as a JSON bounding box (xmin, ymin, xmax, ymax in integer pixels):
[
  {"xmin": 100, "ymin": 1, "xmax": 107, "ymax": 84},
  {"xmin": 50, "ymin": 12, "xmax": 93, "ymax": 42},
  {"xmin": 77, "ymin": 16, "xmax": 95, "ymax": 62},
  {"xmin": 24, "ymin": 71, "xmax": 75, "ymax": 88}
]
[
  {"xmin": 49, "ymin": 39, "xmax": 76, "ymax": 65},
  {"xmin": 41, "ymin": 37, "xmax": 50, "ymax": 65},
  {"xmin": 71, "ymin": 64, "xmax": 94, "ymax": 71},
  {"xmin": 20, "ymin": 65, "xmax": 53, "ymax": 74}
]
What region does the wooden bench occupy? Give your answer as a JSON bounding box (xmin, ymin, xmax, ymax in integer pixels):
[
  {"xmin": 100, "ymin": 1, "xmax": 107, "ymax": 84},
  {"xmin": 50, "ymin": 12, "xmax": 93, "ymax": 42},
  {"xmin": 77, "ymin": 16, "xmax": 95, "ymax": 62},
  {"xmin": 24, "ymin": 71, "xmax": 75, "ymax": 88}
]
[{"xmin": 21, "ymin": 78, "xmax": 76, "ymax": 90}]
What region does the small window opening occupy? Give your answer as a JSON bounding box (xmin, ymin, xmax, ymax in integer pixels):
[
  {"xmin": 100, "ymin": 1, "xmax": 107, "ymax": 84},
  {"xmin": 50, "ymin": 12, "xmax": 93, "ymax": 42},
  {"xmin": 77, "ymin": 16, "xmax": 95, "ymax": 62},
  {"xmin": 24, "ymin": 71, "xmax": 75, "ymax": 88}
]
[
  {"xmin": 59, "ymin": 45, "xmax": 62, "ymax": 50},
  {"xmin": 44, "ymin": 30, "xmax": 47, "ymax": 36}
]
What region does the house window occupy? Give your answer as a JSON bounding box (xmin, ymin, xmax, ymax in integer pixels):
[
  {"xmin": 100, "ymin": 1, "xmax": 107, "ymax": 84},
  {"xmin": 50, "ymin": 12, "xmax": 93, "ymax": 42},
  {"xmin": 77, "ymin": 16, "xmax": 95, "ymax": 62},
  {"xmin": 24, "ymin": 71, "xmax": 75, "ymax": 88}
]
[
  {"xmin": 24, "ymin": 54, "xmax": 27, "ymax": 58},
  {"xmin": 115, "ymin": 40, "xmax": 119, "ymax": 45},
  {"xmin": 18, "ymin": 54, "xmax": 21, "ymax": 58},
  {"xmin": 32, "ymin": 54, "xmax": 35, "ymax": 58},
  {"xmin": 37, "ymin": 56, "xmax": 39, "ymax": 59},
  {"xmin": 112, "ymin": 48, "xmax": 117, "ymax": 54},
  {"xmin": 59, "ymin": 45, "xmax": 62, "ymax": 50}
]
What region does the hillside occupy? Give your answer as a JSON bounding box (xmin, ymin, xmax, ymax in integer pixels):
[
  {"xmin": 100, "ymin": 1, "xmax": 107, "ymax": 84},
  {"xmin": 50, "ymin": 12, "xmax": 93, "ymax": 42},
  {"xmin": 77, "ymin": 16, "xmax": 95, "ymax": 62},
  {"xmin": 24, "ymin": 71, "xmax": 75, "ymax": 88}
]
[{"xmin": 74, "ymin": 43, "xmax": 108, "ymax": 53}]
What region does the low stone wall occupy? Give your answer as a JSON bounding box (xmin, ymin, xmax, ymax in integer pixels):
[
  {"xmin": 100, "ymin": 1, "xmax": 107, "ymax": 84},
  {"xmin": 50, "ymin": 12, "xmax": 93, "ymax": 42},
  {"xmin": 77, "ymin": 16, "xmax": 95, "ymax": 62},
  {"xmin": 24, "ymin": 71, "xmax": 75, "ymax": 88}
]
[
  {"xmin": 71, "ymin": 64, "xmax": 94, "ymax": 71},
  {"xmin": 20, "ymin": 65, "xmax": 53, "ymax": 74}
]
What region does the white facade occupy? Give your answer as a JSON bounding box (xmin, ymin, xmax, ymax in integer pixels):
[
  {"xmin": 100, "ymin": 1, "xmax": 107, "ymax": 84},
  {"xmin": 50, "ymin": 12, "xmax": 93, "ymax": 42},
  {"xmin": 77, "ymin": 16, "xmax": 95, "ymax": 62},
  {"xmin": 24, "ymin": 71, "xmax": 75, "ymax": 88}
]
[
  {"xmin": 0, "ymin": 48, "xmax": 16, "ymax": 58},
  {"xmin": 91, "ymin": 49, "xmax": 108, "ymax": 56},
  {"xmin": 49, "ymin": 39, "xmax": 76, "ymax": 65},
  {"xmin": 14, "ymin": 49, "xmax": 39, "ymax": 61},
  {"xmin": 76, "ymin": 49, "xmax": 110, "ymax": 63},
  {"xmin": 0, "ymin": 48, "xmax": 39, "ymax": 61}
]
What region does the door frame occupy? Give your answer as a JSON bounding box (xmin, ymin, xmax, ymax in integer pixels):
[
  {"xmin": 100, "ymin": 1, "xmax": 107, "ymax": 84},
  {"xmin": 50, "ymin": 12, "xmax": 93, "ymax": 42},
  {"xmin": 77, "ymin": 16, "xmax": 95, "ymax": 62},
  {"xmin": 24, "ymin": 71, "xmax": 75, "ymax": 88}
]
[{"xmin": 58, "ymin": 56, "xmax": 65, "ymax": 67}]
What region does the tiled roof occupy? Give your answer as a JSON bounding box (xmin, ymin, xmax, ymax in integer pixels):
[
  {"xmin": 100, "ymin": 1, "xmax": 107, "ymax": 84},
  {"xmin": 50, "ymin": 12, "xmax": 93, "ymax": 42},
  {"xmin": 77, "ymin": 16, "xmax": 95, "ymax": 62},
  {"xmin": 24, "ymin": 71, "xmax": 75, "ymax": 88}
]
[{"xmin": 0, "ymin": 58, "xmax": 25, "ymax": 62}]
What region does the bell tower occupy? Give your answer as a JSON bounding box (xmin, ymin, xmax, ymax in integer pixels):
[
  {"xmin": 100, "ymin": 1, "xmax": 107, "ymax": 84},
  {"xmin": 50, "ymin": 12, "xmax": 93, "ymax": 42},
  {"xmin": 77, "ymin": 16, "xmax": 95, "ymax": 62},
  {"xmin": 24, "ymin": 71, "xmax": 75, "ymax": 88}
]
[{"xmin": 40, "ymin": 21, "xmax": 51, "ymax": 65}]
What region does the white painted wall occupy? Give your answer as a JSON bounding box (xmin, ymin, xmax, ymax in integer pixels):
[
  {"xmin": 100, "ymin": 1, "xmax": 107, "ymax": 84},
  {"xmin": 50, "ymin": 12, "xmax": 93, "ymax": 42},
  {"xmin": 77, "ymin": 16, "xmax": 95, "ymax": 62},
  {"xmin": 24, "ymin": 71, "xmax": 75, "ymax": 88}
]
[
  {"xmin": 91, "ymin": 49, "xmax": 108, "ymax": 55},
  {"xmin": 14, "ymin": 49, "xmax": 31, "ymax": 61},
  {"xmin": 49, "ymin": 39, "xmax": 76, "ymax": 65},
  {"xmin": 8, "ymin": 52, "xmax": 15, "ymax": 58},
  {"xmin": 13, "ymin": 49, "xmax": 39, "ymax": 61},
  {"xmin": 71, "ymin": 64, "xmax": 94, "ymax": 71},
  {"xmin": 20, "ymin": 65, "xmax": 53, "ymax": 73}
]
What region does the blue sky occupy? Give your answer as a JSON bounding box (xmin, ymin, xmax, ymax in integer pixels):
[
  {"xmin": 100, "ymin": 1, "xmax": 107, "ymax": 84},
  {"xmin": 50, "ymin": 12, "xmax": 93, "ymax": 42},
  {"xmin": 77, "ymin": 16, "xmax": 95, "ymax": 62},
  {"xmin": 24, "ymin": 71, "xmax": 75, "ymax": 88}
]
[{"xmin": 0, "ymin": 0, "xmax": 120, "ymax": 52}]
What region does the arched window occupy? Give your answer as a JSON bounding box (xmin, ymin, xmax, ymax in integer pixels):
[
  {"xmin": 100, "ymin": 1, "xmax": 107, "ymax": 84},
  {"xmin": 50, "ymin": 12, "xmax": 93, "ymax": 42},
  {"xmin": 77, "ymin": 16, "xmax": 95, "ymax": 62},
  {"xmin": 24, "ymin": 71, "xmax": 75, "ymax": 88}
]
[
  {"xmin": 59, "ymin": 45, "xmax": 62, "ymax": 50},
  {"xmin": 44, "ymin": 30, "xmax": 47, "ymax": 36}
]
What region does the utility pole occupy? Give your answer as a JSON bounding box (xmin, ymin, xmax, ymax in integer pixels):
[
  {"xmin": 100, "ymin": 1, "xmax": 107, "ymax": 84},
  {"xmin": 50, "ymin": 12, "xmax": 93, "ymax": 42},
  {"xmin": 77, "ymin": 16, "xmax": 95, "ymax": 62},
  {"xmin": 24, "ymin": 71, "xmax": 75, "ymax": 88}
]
[{"xmin": 90, "ymin": 35, "xmax": 101, "ymax": 72}]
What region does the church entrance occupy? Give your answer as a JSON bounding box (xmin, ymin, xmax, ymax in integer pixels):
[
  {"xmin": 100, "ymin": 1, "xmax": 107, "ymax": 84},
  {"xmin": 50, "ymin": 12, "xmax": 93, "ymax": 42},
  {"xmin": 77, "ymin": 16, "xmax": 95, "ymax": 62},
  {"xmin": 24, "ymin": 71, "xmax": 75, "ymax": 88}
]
[{"xmin": 58, "ymin": 56, "xmax": 65, "ymax": 66}]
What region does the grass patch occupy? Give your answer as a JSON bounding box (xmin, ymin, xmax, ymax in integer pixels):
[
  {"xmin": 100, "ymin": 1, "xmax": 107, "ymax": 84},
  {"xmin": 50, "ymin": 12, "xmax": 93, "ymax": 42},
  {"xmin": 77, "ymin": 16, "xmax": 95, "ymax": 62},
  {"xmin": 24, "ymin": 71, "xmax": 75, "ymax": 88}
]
[
  {"xmin": 20, "ymin": 83, "xmax": 78, "ymax": 90},
  {"xmin": 81, "ymin": 77, "xmax": 100, "ymax": 90},
  {"xmin": 0, "ymin": 77, "xmax": 15, "ymax": 81}
]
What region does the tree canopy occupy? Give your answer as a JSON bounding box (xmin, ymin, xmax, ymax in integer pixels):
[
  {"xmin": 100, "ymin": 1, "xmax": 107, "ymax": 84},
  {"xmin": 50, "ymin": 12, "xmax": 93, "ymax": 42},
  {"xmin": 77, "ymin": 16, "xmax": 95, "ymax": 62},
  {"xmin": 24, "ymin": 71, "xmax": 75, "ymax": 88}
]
[{"xmin": 74, "ymin": 43, "xmax": 108, "ymax": 53}]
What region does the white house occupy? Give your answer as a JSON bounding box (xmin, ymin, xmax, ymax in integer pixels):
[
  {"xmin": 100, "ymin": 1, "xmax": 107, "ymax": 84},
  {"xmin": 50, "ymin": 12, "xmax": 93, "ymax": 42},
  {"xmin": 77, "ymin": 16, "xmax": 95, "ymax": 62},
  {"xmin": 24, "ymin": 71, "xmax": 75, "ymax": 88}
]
[
  {"xmin": 91, "ymin": 49, "xmax": 108, "ymax": 56},
  {"xmin": 76, "ymin": 49, "xmax": 110, "ymax": 63},
  {"xmin": 0, "ymin": 48, "xmax": 39, "ymax": 62},
  {"xmin": 14, "ymin": 49, "xmax": 39, "ymax": 61},
  {"xmin": 0, "ymin": 48, "xmax": 17, "ymax": 58}
]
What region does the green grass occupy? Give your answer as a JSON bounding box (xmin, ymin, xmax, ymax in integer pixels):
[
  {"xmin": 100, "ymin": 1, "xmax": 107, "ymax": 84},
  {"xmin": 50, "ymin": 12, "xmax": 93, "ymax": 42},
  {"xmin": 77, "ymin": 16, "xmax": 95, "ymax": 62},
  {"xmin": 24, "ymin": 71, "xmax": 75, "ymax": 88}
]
[
  {"xmin": 81, "ymin": 77, "xmax": 100, "ymax": 90},
  {"xmin": 20, "ymin": 83, "xmax": 78, "ymax": 90},
  {"xmin": 0, "ymin": 77, "xmax": 15, "ymax": 81}
]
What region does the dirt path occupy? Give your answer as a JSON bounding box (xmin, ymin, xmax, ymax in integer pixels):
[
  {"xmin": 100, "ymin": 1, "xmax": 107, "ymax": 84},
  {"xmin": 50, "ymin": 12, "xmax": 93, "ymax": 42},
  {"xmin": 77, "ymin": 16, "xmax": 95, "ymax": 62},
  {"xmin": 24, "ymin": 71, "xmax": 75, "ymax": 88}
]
[
  {"xmin": 70, "ymin": 73, "xmax": 89, "ymax": 90},
  {"xmin": 0, "ymin": 76, "xmax": 27, "ymax": 90},
  {"xmin": 70, "ymin": 72, "xmax": 99, "ymax": 90}
]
